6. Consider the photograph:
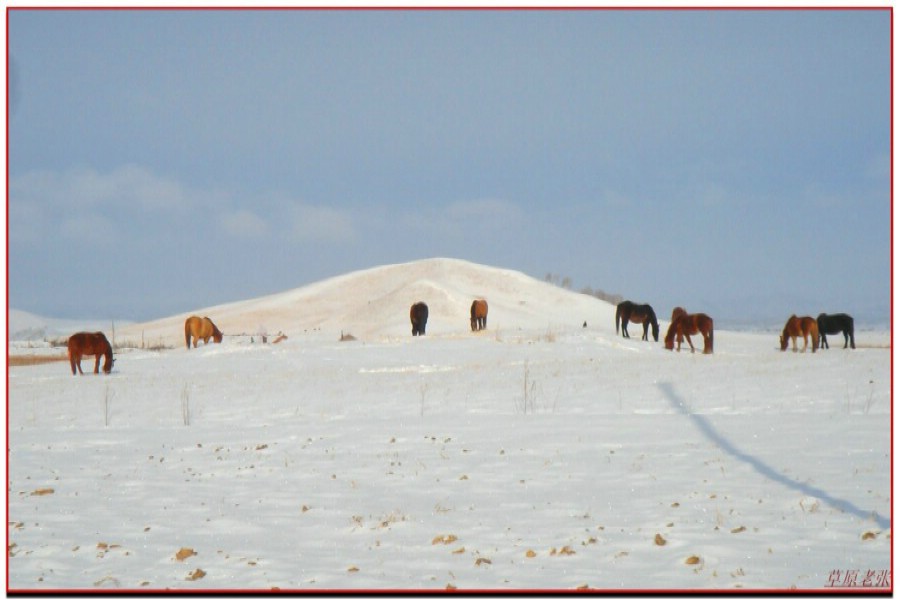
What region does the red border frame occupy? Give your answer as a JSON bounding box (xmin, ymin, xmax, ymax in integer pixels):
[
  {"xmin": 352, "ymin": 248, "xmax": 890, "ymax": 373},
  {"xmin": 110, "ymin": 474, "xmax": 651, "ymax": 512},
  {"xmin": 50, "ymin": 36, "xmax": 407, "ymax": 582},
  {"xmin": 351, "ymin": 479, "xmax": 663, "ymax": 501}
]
[{"xmin": 5, "ymin": 5, "xmax": 893, "ymax": 595}]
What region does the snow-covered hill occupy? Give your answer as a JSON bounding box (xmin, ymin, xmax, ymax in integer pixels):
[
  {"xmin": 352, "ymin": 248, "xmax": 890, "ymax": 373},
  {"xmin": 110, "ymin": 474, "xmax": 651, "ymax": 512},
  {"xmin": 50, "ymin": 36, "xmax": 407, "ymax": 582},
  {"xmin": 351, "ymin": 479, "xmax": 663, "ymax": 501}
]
[
  {"xmin": 116, "ymin": 258, "xmax": 618, "ymax": 347},
  {"xmin": 8, "ymin": 309, "xmax": 130, "ymax": 342}
]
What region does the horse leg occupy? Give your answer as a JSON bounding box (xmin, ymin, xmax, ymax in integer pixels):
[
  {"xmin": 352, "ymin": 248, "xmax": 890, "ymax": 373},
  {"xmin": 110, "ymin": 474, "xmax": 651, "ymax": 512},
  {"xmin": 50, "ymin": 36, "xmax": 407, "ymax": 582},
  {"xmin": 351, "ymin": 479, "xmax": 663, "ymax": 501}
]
[
  {"xmin": 622, "ymin": 320, "xmax": 630, "ymax": 338},
  {"xmin": 849, "ymin": 329, "xmax": 855, "ymax": 350},
  {"xmin": 821, "ymin": 332, "xmax": 829, "ymax": 350},
  {"xmin": 641, "ymin": 321, "xmax": 649, "ymax": 341},
  {"xmin": 93, "ymin": 354, "xmax": 101, "ymax": 374},
  {"xmin": 70, "ymin": 356, "xmax": 78, "ymax": 375},
  {"xmin": 685, "ymin": 334, "xmax": 695, "ymax": 353}
]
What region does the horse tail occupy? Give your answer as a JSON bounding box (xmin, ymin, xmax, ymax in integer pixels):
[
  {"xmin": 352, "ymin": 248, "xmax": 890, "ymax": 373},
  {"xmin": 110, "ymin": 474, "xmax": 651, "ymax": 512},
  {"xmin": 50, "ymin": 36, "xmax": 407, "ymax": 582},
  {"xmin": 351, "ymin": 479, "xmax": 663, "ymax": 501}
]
[
  {"xmin": 615, "ymin": 305, "xmax": 620, "ymax": 334},
  {"xmin": 185, "ymin": 319, "xmax": 192, "ymax": 349}
]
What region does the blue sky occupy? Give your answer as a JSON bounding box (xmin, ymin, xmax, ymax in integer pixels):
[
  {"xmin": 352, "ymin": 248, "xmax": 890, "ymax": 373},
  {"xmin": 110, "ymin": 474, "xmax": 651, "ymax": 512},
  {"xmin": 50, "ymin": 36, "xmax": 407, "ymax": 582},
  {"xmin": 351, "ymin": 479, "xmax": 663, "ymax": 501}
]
[{"xmin": 8, "ymin": 9, "xmax": 891, "ymax": 327}]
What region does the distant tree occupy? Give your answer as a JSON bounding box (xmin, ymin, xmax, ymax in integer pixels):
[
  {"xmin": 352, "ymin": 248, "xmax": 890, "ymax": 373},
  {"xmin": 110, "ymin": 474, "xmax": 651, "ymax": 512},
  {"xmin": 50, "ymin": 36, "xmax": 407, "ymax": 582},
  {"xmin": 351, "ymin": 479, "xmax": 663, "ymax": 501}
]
[{"xmin": 546, "ymin": 272, "xmax": 622, "ymax": 304}]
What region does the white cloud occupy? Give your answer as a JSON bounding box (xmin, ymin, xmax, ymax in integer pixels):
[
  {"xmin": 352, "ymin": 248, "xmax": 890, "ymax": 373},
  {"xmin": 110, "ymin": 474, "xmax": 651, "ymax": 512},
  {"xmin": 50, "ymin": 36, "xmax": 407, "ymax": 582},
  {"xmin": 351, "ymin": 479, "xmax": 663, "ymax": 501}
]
[
  {"xmin": 219, "ymin": 209, "xmax": 268, "ymax": 239},
  {"xmin": 444, "ymin": 198, "xmax": 522, "ymax": 224},
  {"xmin": 290, "ymin": 204, "xmax": 356, "ymax": 244},
  {"xmin": 60, "ymin": 214, "xmax": 119, "ymax": 244},
  {"xmin": 11, "ymin": 165, "xmax": 193, "ymax": 213}
]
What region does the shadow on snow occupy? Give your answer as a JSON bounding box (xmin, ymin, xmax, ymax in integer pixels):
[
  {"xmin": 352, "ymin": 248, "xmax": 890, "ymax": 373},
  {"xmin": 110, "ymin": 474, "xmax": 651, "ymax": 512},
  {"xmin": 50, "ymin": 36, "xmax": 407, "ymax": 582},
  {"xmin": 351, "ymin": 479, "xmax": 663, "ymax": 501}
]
[{"xmin": 658, "ymin": 382, "xmax": 890, "ymax": 530}]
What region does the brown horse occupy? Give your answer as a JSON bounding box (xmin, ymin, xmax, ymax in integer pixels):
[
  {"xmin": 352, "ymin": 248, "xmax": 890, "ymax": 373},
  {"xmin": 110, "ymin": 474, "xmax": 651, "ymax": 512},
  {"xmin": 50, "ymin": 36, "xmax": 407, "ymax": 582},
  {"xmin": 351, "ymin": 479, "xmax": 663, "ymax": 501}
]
[
  {"xmin": 664, "ymin": 308, "xmax": 714, "ymax": 354},
  {"xmin": 615, "ymin": 300, "xmax": 660, "ymax": 342},
  {"xmin": 185, "ymin": 316, "xmax": 224, "ymax": 349},
  {"xmin": 780, "ymin": 315, "xmax": 819, "ymax": 353},
  {"xmin": 410, "ymin": 302, "xmax": 429, "ymax": 336},
  {"xmin": 67, "ymin": 332, "xmax": 114, "ymax": 375},
  {"xmin": 470, "ymin": 299, "xmax": 488, "ymax": 331}
]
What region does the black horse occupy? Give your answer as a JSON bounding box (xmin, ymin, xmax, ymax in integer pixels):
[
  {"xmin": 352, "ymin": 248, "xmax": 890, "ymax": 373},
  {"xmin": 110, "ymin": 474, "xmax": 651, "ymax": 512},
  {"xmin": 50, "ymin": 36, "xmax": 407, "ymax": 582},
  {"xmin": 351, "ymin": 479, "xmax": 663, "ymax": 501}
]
[
  {"xmin": 615, "ymin": 300, "xmax": 660, "ymax": 342},
  {"xmin": 410, "ymin": 302, "xmax": 429, "ymax": 336},
  {"xmin": 817, "ymin": 313, "xmax": 855, "ymax": 349}
]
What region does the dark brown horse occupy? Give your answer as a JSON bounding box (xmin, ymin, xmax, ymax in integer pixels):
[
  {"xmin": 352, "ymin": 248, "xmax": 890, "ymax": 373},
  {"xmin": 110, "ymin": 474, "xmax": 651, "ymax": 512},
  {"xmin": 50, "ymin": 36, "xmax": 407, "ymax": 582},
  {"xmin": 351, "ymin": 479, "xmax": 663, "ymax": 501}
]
[
  {"xmin": 470, "ymin": 299, "xmax": 488, "ymax": 331},
  {"xmin": 185, "ymin": 316, "xmax": 224, "ymax": 349},
  {"xmin": 615, "ymin": 300, "xmax": 660, "ymax": 342},
  {"xmin": 410, "ymin": 302, "xmax": 429, "ymax": 336},
  {"xmin": 817, "ymin": 313, "xmax": 855, "ymax": 349},
  {"xmin": 67, "ymin": 332, "xmax": 114, "ymax": 375},
  {"xmin": 664, "ymin": 307, "xmax": 714, "ymax": 354},
  {"xmin": 780, "ymin": 315, "xmax": 819, "ymax": 353}
]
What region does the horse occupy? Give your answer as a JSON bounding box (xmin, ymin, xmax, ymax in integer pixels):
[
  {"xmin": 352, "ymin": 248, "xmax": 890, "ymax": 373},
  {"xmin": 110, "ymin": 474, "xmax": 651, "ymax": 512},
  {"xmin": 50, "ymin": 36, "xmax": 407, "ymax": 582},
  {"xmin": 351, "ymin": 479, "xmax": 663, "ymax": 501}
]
[
  {"xmin": 410, "ymin": 302, "xmax": 429, "ymax": 336},
  {"xmin": 67, "ymin": 332, "xmax": 114, "ymax": 375},
  {"xmin": 185, "ymin": 316, "xmax": 224, "ymax": 349},
  {"xmin": 470, "ymin": 299, "xmax": 488, "ymax": 331},
  {"xmin": 615, "ymin": 300, "xmax": 660, "ymax": 342},
  {"xmin": 817, "ymin": 313, "xmax": 855, "ymax": 349},
  {"xmin": 664, "ymin": 308, "xmax": 714, "ymax": 354},
  {"xmin": 779, "ymin": 315, "xmax": 819, "ymax": 353}
]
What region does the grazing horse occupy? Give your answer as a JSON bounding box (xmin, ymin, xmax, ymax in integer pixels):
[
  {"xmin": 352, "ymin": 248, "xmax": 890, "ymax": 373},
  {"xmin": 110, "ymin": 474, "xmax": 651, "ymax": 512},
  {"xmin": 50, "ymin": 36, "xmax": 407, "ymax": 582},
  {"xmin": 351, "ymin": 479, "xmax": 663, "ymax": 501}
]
[
  {"xmin": 470, "ymin": 299, "xmax": 488, "ymax": 331},
  {"xmin": 664, "ymin": 308, "xmax": 714, "ymax": 354},
  {"xmin": 410, "ymin": 302, "xmax": 429, "ymax": 336},
  {"xmin": 779, "ymin": 315, "xmax": 819, "ymax": 353},
  {"xmin": 185, "ymin": 316, "xmax": 224, "ymax": 349},
  {"xmin": 615, "ymin": 300, "xmax": 660, "ymax": 342},
  {"xmin": 817, "ymin": 313, "xmax": 855, "ymax": 349},
  {"xmin": 67, "ymin": 332, "xmax": 114, "ymax": 375}
]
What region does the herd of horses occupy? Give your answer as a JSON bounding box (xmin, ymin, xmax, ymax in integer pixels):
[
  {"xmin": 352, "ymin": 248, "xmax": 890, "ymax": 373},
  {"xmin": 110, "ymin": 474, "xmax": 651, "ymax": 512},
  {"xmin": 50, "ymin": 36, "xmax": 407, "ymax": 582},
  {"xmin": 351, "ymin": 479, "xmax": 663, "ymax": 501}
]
[
  {"xmin": 614, "ymin": 300, "xmax": 855, "ymax": 355},
  {"xmin": 778, "ymin": 312, "xmax": 857, "ymax": 353},
  {"xmin": 63, "ymin": 300, "xmax": 856, "ymax": 375},
  {"xmin": 614, "ymin": 302, "xmax": 715, "ymax": 354}
]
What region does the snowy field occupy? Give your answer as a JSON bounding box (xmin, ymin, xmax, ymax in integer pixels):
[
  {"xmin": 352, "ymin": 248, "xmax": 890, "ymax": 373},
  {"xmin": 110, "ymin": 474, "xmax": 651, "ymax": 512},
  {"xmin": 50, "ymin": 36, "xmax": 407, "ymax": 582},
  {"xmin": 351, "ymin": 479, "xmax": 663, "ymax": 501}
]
[{"xmin": 7, "ymin": 259, "xmax": 892, "ymax": 591}]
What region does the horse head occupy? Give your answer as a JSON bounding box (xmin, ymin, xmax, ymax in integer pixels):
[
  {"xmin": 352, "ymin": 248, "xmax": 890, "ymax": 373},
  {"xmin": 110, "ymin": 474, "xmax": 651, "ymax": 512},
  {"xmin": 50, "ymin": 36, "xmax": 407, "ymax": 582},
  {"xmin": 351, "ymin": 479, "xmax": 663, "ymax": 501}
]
[
  {"xmin": 102, "ymin": 349, "xmax": 115, "ymax": 374},
  {"xmin": 663, "ymin": 320, "xmax": 678, "ymax": 350}
]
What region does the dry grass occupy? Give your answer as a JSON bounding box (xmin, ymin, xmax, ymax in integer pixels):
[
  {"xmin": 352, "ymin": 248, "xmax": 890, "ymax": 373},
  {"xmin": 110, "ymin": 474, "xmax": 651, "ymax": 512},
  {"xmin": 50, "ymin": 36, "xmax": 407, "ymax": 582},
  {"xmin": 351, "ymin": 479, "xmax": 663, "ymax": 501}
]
[{"xmin": 8, "ymin": 355, "xmax": 68, "ymax": 367}]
